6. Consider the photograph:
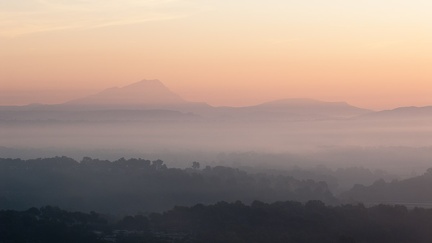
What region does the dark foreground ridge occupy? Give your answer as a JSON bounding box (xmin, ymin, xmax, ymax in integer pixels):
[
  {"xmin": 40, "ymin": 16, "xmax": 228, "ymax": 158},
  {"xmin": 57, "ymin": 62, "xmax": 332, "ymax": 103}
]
[
  {"xmin": 2, "ymin": 201, "xmax": 432, "ymax": 243},
  {"xmin": 342, "ymin": 168, "xmax": 432, "ymax": 205},
  {"xmin": 0, "ymin": 157, "xmax": 336, "ymax": 214}
]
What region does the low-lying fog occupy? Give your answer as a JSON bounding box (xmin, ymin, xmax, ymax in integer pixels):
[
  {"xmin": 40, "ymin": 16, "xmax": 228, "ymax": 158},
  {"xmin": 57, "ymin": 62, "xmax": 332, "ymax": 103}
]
[{"xmin": 2, "ymin": 118, "xmax": 432, "ymax": 177}]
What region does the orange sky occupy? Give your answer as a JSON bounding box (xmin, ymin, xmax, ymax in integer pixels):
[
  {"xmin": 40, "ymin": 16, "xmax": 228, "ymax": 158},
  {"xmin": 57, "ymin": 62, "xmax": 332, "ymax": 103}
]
[{"xmin": 1, "ymin": 0, "xmax": 432, "ymax": 110}]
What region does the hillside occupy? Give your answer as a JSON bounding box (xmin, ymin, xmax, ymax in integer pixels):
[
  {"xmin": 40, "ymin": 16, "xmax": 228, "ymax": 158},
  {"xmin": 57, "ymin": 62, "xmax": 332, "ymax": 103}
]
[{"xmin": 341, "ymin": 168, "xmax": 432, "ymax": 206}]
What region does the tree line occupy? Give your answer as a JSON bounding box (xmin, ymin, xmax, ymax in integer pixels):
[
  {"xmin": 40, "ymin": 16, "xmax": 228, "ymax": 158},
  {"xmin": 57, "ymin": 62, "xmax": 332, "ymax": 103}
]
[
  {"xmin": 0, "ymin": 157, "xmax": 337, "ymax": 214},
  {"xmin": 3, "ymin": 201, "xmax": 432, "ymax": 243}
]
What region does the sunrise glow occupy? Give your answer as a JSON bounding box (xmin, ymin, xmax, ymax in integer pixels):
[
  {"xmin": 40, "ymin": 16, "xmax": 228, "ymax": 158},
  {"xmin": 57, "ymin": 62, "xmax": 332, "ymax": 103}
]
[{"xmin": 1, "ymin": 0, "xmax": 432, "ymax": 109}]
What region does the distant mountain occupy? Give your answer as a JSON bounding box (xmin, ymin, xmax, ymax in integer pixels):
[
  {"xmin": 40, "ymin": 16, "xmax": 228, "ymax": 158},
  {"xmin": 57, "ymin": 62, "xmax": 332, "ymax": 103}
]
[
  {"xmin": 0, "ymin": 80, "xmax": 206, "ymax": 121},
  {"xmin": 216, "ymin": 98, "xmax": 371, "ymax": 121},
  {"xmin": 359, "ymin": 106, "xmax": 432, "ymax": 120},
  {"xmin": 65, "ymin": 79, "xmax": 186, "ymax": 107},
  {"xmin": 251, "ymin": 98, "xmax": 369, "ymax": 117},
  {"xmin": 0, "ymin": 80, "xmax": 372, "ymax": 121},
  {"xmin": 0, "ymin": 109, "xmax": 198, "ymax": 122}
]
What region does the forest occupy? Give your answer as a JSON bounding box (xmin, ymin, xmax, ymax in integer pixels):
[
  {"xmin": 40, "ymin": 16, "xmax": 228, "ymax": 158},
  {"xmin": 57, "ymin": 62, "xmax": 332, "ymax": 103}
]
[
  {"xmin": 3, "ymin": 201, "xmax": 432, "ymax": 243},
  {"xmin": 342, "ymin": 168, "xmax": 432, "ymax": 205},
  {"xmin": 0, "ymin": 157, "xmax": 336, "ymax": 214},
  {"xmin": 3, "ymin": 156, "xmax": 432, "ymax": 242}
]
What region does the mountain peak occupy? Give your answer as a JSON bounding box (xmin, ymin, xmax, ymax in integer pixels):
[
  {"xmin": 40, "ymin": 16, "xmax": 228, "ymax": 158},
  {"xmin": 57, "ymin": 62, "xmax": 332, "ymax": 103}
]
[
  {"xmin": 66, "ymin": 79, "xmax": 186, "ymax": 107},
  {"xmin": 257, "ymin": 98, "xmax": 352, "ymax": 108},
  {"xmin": 123, "ymin": 79, "xmax": 166, "ymax": 89}
]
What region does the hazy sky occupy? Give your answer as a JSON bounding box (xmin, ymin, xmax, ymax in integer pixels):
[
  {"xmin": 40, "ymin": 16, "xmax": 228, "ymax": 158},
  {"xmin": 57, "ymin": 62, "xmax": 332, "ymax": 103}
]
[{"xmin": 1, "ymin": 0, "xmax": 431, "ymax": 109}]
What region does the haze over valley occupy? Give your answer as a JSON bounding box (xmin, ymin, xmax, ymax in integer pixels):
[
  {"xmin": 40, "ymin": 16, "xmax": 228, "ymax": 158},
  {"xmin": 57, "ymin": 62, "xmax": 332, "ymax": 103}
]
[
  {"xmin": 1, "ymin": 79, "xmax": 432, "ymax": 177},
  {"xmin": 2, "ymin": 1, "xmax": 432, "ymax": 241}
]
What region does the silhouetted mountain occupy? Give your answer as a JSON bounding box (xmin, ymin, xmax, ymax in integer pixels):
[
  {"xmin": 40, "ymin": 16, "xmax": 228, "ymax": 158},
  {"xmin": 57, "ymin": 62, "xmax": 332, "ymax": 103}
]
[
  {"xmin": 65, "ymin": 79, "xmax": 186, "ymax": 107},
  {"xmin": 0, "ymin": 109, "xmax": 198, "ymax": 122},
  {"xmin": 55, "ymin": 79, "xmax": 213, "ymax": 117},
  {"xmin": 0, "ymin": 79, "xmax": 370, "ymax": 121},
  {"xmin": 0, "ymin": 79, "xmax": 210, "ymax": 121},
  {"xmin": 359, "ymin": 106, "xmax": 432, "ymax": 120},
  {"xmin": 216, "ymin": 98, "xmax": 370, "ymax": 121}
]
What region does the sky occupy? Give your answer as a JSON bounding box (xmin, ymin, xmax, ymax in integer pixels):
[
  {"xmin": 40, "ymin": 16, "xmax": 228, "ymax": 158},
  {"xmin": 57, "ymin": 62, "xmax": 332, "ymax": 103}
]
[{"xmin": 1, "ymin": 0, "xmax": 432, "ymax": 109}]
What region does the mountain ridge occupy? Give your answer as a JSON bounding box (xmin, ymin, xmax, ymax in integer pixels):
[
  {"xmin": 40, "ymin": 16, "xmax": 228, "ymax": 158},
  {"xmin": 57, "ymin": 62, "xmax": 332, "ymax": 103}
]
[
  {"xmin": 65, "ymin": 79, "xmax": 187, "ymax": 107},
  {"xmin": 0, "ymin": 79, "xmax": 376, "ymax": 121},
  {"xmin": 358, "ymin": 105, "xmax": 432, "ymax": 120}
]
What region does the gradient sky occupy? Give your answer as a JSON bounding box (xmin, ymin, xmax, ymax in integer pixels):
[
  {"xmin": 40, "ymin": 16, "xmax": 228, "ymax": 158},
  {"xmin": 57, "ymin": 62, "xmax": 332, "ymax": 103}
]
[{"xmin": 1, "ymin": 0, "xmax": 431, "ymax": 109}]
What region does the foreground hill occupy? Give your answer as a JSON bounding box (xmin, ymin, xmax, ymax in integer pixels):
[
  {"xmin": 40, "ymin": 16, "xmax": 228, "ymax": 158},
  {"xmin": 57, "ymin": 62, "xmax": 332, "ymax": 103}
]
[
  {"xmin": 0, "ymin": 157, "xmax": 337, "ymax": 214},
  {"xmin": 341, "ymin": 168, "xmax": 432, "ymax": 206},
  {"xmin": 3, "ymin": 201, "xmax": 432, "ymax": 243}
]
